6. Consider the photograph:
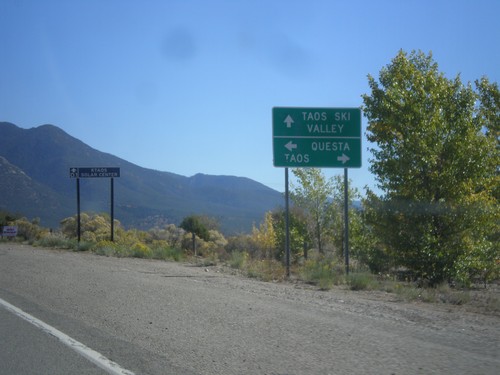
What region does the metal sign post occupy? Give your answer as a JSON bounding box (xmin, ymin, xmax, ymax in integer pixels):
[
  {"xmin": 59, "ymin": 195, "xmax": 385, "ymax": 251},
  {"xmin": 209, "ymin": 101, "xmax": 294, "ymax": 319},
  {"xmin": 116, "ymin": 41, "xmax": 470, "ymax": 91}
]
[
  {"xmin": 77, "ymin": 177, "xmax": 81, "ymax": 243},
  {"xmin": 344, "ymin": 168, "xmax": 349, "ymax": 275},
  {"xmin": 285, "ymin": 168, "xmax": 290, "ymax": 278},
  {"xmin": 110, "ymin": 177, "xmax": 115, "ymax": 242},
  {"xmin": 70, "ymin": 167, "xmax": 120, "ymax": 244}
]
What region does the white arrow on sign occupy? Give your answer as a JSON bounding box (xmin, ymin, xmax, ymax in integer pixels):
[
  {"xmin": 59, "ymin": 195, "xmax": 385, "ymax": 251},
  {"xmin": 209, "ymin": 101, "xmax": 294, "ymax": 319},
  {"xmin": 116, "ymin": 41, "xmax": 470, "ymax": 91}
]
[
  {"xmin": 284, "ymin": 115, "xmax": 294, "ymax": 128},
  {"xmin": 337, "ymin": 153, "xmax": 350, "ymax": 164},
  {"xmin": 285, "ymin": 141, "xmax": 297, "ymax": 152}
]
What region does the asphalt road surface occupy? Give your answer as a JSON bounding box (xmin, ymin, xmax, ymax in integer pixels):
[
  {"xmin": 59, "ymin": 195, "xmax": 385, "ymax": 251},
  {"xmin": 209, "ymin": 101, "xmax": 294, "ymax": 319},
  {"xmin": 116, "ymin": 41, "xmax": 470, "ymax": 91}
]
[{"xmin": 0, "ymin": 243, "xmax": 498, "ymax": 374}]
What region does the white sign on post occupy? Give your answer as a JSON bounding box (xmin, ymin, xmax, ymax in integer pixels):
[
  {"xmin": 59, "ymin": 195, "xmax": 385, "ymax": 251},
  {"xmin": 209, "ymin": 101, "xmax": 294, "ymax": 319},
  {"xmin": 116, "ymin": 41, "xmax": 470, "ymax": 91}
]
[{"xmin": 2, "ymin": 226, "xmax": 18, "ymax": 237}]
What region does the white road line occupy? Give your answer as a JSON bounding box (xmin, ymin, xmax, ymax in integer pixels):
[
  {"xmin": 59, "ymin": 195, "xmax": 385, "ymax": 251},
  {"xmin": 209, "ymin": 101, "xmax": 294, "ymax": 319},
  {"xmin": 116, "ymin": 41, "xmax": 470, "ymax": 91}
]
[{"xmin": 0, "ymin": 297, "xmax": 136, "ymax": 375}]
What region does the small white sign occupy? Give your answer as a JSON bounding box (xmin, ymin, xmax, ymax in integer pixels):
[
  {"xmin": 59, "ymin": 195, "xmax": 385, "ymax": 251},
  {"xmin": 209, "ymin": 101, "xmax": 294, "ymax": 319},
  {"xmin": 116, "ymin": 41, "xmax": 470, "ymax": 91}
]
[{"xmin": 2, "ymin": 226, "xmax": 18, "ymax": 237}]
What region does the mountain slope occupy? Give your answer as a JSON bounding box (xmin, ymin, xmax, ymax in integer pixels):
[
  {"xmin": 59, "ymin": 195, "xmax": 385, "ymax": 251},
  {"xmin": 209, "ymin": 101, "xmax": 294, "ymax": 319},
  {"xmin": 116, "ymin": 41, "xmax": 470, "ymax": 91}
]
[
  {"xmin": 0, "ymin": 156, "xmax": 72, "ymax": 223},
  {"xmin": 0, "ymin": 122, "xmax": 283, "ymax": 233}
]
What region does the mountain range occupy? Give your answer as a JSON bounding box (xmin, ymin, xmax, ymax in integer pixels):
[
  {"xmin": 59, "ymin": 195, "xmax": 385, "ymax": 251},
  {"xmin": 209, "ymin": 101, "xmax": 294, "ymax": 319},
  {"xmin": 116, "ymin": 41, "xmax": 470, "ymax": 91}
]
[{"xmin": 0, "ymin": 122, "xmax": 284, "ymax": 234}]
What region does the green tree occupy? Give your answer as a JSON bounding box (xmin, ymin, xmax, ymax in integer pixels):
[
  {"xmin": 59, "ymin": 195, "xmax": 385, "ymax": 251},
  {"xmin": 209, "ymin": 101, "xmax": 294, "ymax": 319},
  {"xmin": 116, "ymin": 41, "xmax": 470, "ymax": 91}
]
[
  {"xmin": 180, "ymin": 215, "xmax": 210, "ymax": 255},
  {"xmin": 179, "ymin": 215, "xmax": 210, "ymax": 241},
  {"xmin": 271, "ymin": 207, "xmax": 310, "ymax": 262},
  {"xmin": 362, "ymin": 50, "xmax": 499, "ymax": 285},
  {"xmin": 291, "ymin": 168, "xmax": 334, "ymax": 254}
]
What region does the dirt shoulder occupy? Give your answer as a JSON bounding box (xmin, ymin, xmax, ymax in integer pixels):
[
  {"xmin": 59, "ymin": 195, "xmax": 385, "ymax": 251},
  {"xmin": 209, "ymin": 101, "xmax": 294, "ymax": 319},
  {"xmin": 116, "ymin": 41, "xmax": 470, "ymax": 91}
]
[{"xmin": 203, "ymin": 260, "xmax": 500, "ymax": 318}]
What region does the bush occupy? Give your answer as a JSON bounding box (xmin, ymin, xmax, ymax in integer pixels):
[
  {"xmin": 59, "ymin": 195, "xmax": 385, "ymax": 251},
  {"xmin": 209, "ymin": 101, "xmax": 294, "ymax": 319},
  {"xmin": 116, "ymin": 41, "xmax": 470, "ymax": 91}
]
[
  {"xmin": 13, "ymin": 217, "xmax": 46, "ymax": 243},
  {"xmin": 92, "ymin": 240, "xmax": 122, "ymax": 256},
  {"xmin": 131, "ymin": 242, "xmax": 153, "ymax": 258},
  {"xmin": 245, "ymin": 259, "xmax": 285, "ymax": 282},
  {"xmin": 34, "ymin": 232, "xmax": 73, "ymax": 249},
  {"xmin": 229, "ymin": 251, "xmax": 248, "ymax": 269},
  {"xmin": 347, "ymin": 272, "xmax": 376, "ymax": 291},
  {"xmin": 75, "ymin": 241, "xmax": 93, "ymax": 251},
  {"xmin": 300, "ymin": 259, "xmax": 344, "ymax": 290},
  {"xmin": 151, "ymin": 244, "xmax": 184, "ymax": 261}
]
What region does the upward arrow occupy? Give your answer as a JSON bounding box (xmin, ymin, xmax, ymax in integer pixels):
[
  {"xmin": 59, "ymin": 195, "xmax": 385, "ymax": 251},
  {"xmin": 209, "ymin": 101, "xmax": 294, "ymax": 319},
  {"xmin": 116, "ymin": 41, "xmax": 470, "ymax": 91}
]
[{"xmin": 284, "ymin": 115, "xmax": 294, "ymax": 128}]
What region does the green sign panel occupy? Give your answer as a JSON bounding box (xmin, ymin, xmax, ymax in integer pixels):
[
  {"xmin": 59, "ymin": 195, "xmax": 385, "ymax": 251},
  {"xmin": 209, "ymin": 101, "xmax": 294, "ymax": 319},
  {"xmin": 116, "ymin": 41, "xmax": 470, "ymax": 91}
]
[
  {"xmin": 69, "ymin": 167, "xmax": 120, "ymax": 178},
  {"xmin": 273, "ymin": 107, "xmax": 362, "ymax": 168}
]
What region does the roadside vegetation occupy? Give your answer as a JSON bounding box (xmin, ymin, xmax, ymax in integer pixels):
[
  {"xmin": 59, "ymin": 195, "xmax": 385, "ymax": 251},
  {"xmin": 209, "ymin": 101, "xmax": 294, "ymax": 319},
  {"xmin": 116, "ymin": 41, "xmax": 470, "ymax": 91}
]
[{"xmin": 1, "ymin": 50, "xmax": 498, "ymax": 313}]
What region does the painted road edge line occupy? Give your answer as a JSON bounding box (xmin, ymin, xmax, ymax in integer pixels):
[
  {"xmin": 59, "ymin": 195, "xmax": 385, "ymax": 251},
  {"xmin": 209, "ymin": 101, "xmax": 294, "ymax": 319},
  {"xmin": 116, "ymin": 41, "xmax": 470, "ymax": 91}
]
[{"xmin": 0, "ymin": 297, "xmax": 136, "ymax": 375}]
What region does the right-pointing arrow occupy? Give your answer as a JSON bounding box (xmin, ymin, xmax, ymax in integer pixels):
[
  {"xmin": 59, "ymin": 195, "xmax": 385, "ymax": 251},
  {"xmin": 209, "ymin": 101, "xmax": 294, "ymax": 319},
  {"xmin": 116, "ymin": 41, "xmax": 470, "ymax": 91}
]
[
  {"xmin": 337, "ymin": 153, "xmax": 350, "ymax": 164},
  {"xmin": 284, "ymin": 141, "xmax": 297, "ymax": 152}
]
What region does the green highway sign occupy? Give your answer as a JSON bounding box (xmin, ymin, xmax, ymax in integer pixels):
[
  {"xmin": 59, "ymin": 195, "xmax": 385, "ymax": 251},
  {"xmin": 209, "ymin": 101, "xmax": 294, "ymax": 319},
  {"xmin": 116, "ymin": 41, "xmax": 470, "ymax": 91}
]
[
  {"xmin": 69, "ymin": 167, "xmax": 120, "ymax": 178},
  {"xmin": 273, "ymin": 107, "xmax": 362, "ymax": 168}
]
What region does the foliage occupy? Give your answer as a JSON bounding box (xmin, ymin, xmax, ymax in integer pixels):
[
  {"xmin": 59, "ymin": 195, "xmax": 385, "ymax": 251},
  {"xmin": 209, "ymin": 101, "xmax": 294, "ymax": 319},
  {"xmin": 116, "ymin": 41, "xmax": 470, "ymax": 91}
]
[
  {"xmin": 300, "ymin": 258, "xmax": 344, "ymax": 290},
  {"xmin": 225, "ymin": 234, "xmax": 256, "ymax": 255},
  {"xmin": 12, "ymin": 217, "xmax": 47, "ymax": 242},
  {"xmin": 131, "ymin": 241, "xmax": 153, "ymax": 258},
  {"xmin": 250, "ymin": 211, "xmax": 277, "ymax": 259},
  {"xmin": 60, "ymin": 212, "xmax": 119, "ymax": 242},
  {"xmin": 179, "ymin": 215, "xmax": 210, "ymax": 241},
  {"xmin": 92, "ymin": 240, "xmax": 124, "ymax": 257},
  {"xmin": 271, "ymin": 207, "xmax": 310, "ymax": 262},
  {"xmin": 347, "ymin": 272, "xmax": 377, "ymax": 291},
  {"xmin": 328, "ymin": 175, "xmax": 365, "ymax": 260},
  {"xmin": 34, "ymin": 232, "xmax": 75, "ymax": 249},
  {"xmin": 290, "ymin": 169, "xmax": 369, "ymax": 267},
  {"xmin": 475, "ymin": 77, "xmax": 500, "ymax": 154},
  {"xmin": 362, "ymin": 50, "xmax": 499, "ymax": 285},
  {"xmin": 153, "ymin": 245, "xmax": 184, "ymax": 261},
  {"xmin": 0, "ymin": 210, "xmax": 21, "ymax": 226},
  {"xmin": 245, "ymin": 259, "xmax": 286, "ymax": 281},
  {"xmin": 229, "ymin": 251, "xmax": 249, "ymax": 269},
  {"xmin": 147, "ymin": 224, "xmax": 185, "ymax": 248},
  {"xmin": 291, "ymin": 168, "xmax": 335, "ymax": 254}
]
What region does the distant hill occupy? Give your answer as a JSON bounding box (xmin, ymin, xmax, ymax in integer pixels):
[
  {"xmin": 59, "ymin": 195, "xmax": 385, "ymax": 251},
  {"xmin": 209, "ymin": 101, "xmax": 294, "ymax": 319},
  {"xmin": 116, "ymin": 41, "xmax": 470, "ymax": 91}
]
[{"xmin": 0, "ymin": 122, "xmax": 284, "ymax": 234}]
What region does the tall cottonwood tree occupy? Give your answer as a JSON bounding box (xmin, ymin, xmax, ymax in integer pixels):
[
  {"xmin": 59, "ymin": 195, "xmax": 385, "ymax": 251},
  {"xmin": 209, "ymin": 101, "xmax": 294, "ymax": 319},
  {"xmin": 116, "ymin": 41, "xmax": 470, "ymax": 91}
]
[{"xmin": 362, "ymin": 50, "xmax": 499, "ymax": 284}]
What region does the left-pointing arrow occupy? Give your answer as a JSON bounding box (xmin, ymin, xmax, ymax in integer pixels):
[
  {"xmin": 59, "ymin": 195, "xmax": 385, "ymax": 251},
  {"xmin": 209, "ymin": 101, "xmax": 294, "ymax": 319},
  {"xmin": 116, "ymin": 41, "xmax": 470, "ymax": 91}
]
[{"xmin": 285, "ymin": 141, "xmax": 297, "ymax": 152}]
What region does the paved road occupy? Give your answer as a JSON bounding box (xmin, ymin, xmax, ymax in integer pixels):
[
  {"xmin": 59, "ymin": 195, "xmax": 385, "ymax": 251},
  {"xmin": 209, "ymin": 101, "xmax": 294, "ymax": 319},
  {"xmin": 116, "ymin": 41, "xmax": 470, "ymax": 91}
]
[
  {"xmin": 0, "ymin": 305, "xmax": 110, "ymax": 375},
  {"xmin": 0, "ymin": 243, "xmax": 499, "ymax": 374}
]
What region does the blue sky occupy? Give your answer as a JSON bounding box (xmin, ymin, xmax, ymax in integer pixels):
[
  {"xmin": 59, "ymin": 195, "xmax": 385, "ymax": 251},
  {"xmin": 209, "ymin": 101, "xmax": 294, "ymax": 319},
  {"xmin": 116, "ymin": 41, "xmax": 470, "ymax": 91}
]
[{"xmin": 1, "ymin": 0, "xmax": 499, "ymax": 194}]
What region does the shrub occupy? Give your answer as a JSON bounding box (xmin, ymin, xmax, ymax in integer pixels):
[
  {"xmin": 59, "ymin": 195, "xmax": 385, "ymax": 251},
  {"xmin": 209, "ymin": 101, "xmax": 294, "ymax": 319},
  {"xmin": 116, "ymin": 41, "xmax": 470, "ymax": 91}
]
[
  {"xmin": 34, "ymin": 232, "xmax": 73, "ymax": 249},
  {"xmin": 92, "ymin": 240, "xmax": 121, "ymax": 256},
  {"xmin": 347, "ymin": 272, "xmax": 377, "ymax": 291},
  {"xmin": 131, "ymin": 242, "xmax": 153, "ymax": 258},
  {"xmin": 229, "ymin": 251, "xmax": 248, "ymax": 269},
  {"xmin": 75, "ymin": 241, "xmax": 93, "ymax": 252},
  {"xmin": 151, "ymin": 244, "xmax": 184, "ymax": 261},
  {"xmin": 300, "ymin": 259, "xmax": 344, "ymax": 290},
  {"xmin": 245, "ymin": 259, "xmax": 285, "ymax": 282},
  {"xmin": 13, "ymin": 217, "xmax": 46, "ymax": 243}
]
